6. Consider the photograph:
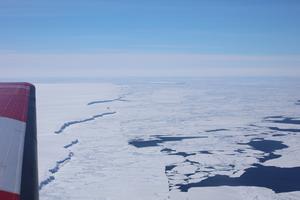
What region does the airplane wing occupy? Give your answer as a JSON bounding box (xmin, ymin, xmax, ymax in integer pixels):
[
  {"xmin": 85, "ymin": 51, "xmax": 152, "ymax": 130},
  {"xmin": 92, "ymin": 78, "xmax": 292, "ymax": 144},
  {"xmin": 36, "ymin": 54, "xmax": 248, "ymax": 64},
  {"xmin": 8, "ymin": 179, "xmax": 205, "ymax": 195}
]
[{"xmin": 0, "ymin": 83, "xmax": 38, "ymax": 200}]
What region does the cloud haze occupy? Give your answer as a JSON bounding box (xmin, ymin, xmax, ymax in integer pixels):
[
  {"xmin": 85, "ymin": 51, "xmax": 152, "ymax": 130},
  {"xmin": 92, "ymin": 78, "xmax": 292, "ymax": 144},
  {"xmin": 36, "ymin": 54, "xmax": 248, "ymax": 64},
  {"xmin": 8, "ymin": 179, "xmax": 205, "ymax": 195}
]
[{"xmin": 1, "ymin": 53, "xmax": 299, "ymax": 79}]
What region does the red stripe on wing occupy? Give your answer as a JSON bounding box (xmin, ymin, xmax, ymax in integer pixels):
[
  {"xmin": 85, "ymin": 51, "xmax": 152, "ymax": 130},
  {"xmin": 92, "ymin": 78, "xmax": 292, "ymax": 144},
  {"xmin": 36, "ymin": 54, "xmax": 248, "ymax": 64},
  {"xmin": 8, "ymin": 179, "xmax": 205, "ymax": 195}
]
[
  {"xmin": 0, "ymin": 83, "xmax": 31, "ymax": 122},
  {"xmin": 0, "ymin": 190, "xmax": 20, "ymax": 200}
]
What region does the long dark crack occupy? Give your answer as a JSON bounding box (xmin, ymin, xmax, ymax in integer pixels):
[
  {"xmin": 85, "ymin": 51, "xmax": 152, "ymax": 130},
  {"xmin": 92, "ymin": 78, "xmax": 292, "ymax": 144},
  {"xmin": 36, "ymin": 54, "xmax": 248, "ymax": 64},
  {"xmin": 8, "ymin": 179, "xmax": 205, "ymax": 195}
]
[{"xmin": 55, "ymin": 111, "xmax": 116, "ymax": 134}]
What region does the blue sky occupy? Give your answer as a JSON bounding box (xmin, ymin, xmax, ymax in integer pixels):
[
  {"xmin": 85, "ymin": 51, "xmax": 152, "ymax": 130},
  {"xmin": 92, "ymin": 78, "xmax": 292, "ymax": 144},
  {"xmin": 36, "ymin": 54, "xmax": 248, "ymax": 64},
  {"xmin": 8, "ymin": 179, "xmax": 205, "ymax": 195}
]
[{"xmin": 0, "ymin": 0, "xmax": 300, "ymax": 78}]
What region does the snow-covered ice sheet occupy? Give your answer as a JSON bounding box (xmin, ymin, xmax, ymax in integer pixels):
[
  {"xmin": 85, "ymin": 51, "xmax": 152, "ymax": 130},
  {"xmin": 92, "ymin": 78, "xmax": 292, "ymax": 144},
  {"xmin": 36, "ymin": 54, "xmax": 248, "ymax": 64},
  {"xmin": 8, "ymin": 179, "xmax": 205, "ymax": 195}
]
[{"xmin": 36, "ymin": 78, "xmax": 300, "ymax": 200}]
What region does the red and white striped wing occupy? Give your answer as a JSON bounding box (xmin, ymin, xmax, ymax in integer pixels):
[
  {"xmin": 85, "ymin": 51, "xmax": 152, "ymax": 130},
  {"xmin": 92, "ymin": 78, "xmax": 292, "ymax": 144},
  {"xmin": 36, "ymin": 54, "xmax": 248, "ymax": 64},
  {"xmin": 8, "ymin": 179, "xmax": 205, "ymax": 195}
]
[{"xmin": 0, "ymin": 83, "xmax": 31, "ymax": 200}]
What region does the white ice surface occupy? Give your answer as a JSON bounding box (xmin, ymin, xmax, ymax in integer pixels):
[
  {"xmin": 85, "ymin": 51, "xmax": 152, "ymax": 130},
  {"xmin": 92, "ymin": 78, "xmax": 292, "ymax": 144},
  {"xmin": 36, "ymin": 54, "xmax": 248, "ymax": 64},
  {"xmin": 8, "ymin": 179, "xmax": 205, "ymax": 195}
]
[{"xmin": 36, "ymin": 78, "xmax": 300, "ymax": 200}]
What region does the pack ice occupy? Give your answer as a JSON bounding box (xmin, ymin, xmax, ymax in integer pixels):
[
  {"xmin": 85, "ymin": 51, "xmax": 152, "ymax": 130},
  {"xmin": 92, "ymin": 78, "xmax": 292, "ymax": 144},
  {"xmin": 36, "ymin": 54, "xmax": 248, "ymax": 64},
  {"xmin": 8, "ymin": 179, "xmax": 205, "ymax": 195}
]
[{"xmin": 37, "ymin": 78, "xmax": 300, "ymax": 200}]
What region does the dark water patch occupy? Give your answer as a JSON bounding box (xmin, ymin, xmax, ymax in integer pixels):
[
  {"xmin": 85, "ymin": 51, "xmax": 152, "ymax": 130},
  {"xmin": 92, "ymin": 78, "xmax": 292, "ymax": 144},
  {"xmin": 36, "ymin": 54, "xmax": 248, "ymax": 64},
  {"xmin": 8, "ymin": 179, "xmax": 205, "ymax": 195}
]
[
  {"xmin": 197, "ymin": 170, "xmax": 212, "ymax": 174},
  {"xmin": 39, "ymin": 176, "xmax": 55, "ymax": 190},
  {"xmin": 265, "ymin": 117, "xmax": 300, "ymax": 125},
  {"xmin": 235, "ymin": 149, "xmax": 245, "ymax": 153},
  {"xmin": 87, "ymin": 97, "xmax": 128, "ymax": 105},
  {"xmin": 171, "ymin": 152, "xmax": 196, "ymax": 157},
  {"xmin": 55, "ymin": 111, "xmax": 116, "ymax": 134},
  {"xmin": 269, "ymin": 127, "xmax": 300, "ymax": 133},
  {"xmin": 295, "ymin": 100, "xmax": 300, "ymax": 105},
  {"xmin": 160, "ymin": 147, "xmax": 196, "ymax": 157},
  {"xmin": 64, "ymin": 139, "xmax": 79, "ymax": 149},
  {"xmin": 244, "ymin": 139, "xmax": 288, "ymax": 153},
  {"xmin": 258, "ymin": 153, "xmax": 281, "ymax": 163},
  {"xmin": 129, "ymin": 135, "xmax": 206, "ymax": 148},
  {"xmin": 165, "ymin": 164, "xmax": 177, "ymax": 171},
  {"xmin": 183, "ymin": 178, "xmax": 190, "ymax": 182},
  {"xmin": 239, "ymin": 139, "xmax": 288, "ymax": 163},
  {"xmin": 248, "ymin": 124, "xmax": 259, "ymax": 127},
  {"xmin": 128, "ymin": 139, "xmax": 162, "ymax": 148},
  {"xmin": 165, "ymin": 163, "xmax": 181, "ymax": 191},
  {"xmin": 264, "ymin": 116, "xmax": 284, "ymax": 119},
  {"xmin": 222, "ymin": 135, "xmax": 234, "ymax": 138},
  {"xmin": 185, "ymin": 173, "xmax": 196, "ymax": 178},
  {"xmin": 184, "ymin": 159, "xmax": 200, "ymax": 165},
  {"xmin": 272, "ymin": 133, "xmax": 286, "ymax": 137},
  {"xmin": 177, "ymin": 164, "xmax": 300, "ymax": 193},
  {"xmin": 199, "ymin": 151, "xmax": 212, "ymax": 154},
  {"xmin": 161, "ymin": 148, "xmax": 176, "ymax": 153},
  {"xmin": 205, "ymin": 129, "xmax": 229, "ymax": 133}
]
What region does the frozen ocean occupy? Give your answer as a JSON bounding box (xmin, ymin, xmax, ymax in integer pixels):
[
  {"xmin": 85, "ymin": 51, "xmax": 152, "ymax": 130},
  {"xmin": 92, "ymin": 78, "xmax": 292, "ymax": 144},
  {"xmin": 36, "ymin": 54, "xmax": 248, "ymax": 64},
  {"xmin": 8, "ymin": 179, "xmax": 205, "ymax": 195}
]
[{"xmin": 36, "ymin": 77, "xmax": 300, "ymax": 200}]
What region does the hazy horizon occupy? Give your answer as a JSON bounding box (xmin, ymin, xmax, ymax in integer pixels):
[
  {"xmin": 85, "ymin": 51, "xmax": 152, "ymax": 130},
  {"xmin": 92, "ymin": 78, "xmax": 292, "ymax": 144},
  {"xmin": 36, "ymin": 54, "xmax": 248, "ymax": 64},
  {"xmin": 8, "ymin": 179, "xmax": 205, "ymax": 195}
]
[{"xmin": 1, "ymin": 0, "xmax": 300, "ymax": 79}]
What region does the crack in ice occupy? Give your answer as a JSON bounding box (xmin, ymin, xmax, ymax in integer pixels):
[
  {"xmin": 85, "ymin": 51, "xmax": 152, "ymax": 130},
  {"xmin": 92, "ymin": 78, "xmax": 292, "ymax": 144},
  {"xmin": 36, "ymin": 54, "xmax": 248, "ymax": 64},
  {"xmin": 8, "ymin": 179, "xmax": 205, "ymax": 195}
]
[
  {"xmin": 55, "ymin": 111, "xmax": 116, "ymax": 134},
  {"xmin": 64, "ymin": 139, "xmax": 79, "ymax": 149},
  {"xmin": 87, "ymin": 94, "xmax": 129, "ymax": 105},
  {"xmin": 39, "ymin": 152, "xmax": 74, "ymax": 190}
]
